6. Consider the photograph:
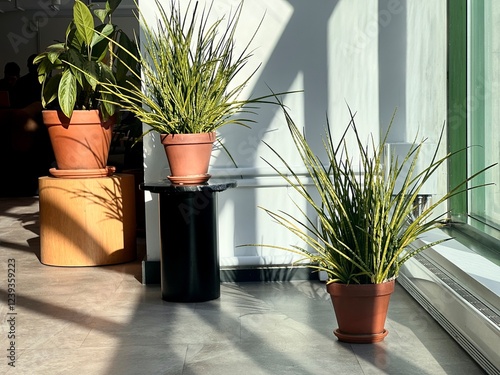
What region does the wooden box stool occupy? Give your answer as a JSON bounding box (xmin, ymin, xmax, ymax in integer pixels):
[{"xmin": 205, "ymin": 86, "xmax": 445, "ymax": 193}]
[{"xmin": 39, "ymin": 174, "xmax": 136, "ymax": 266}]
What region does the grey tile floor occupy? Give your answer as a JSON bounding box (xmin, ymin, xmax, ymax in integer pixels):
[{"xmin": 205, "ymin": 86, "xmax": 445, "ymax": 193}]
[{"xmin": 0, "ymin": 197, "xmax": 487, "ymax": 375}]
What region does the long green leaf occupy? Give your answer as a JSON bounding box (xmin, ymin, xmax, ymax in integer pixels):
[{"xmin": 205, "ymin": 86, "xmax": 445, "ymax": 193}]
[
  {"xmin": 79, "ymin": 0, "xmax": 291, "ymax": 136},
  {"xmin": 73, "ymin": 0, "xmax": 95, "ymax": 47},
  {"xmin": 250, "ymin": 100, "xmax": 496, "ymax": 284},
  {"xmin": 58, "ymin": 70, "xmax": 77, "ymax": 117}
]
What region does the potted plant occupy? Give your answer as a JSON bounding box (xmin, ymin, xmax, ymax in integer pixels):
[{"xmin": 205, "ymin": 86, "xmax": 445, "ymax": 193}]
[
  {"xmin": 34, "ymin": 0, "xmax": 138, "ymax": 178},
  {"xmin": 257, "ymin": 104, "xmax": 494, "ymax": 343},
  {"xmin": 92, "ymin": 0, "xmax": 285, "ymax": 184}
]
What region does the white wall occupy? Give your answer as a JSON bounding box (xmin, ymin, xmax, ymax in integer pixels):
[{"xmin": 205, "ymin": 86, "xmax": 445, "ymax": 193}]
[
  {"xmin": 0, "ymin": 0, "xmax": 448, "ymax": 267},
  {"xmin": 0, "ymin": 0, "xmax": 447, "ymax": 267},
  {"xmin": 141, "ymin": 0, "xmax": 447, "ymax": 266}
]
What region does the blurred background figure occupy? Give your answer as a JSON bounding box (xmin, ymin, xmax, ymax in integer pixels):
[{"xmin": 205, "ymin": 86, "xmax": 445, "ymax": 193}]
[
  {"xmin": 0, "ymin": 57, "xmax": 52, "ymax": 197},
  {"xmin": 13, "ymin": 54, "xmax": 42, "ymax": 109},
  {"xmin": 0, "ymin": 61, "xmax": 20, "ymax": 108}
]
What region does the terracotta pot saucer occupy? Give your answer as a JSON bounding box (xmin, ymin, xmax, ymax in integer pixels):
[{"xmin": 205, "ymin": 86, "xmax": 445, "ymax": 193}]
[
  {"xmin": 49, "ymin": 166, "xmax": 116, "ymax": 179},
  {"xmin": 334, "ymin": 329, "xmax": 388, "ymax": 344},
  {"xmin": 167, "ymin": 173, "xmax": 211, "ymax": 185}
]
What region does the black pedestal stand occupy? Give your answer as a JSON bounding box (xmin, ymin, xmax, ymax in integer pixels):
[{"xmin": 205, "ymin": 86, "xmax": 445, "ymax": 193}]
[{"xmin": 142, "ymin": 180, "xmax": 236, "ymax": 302}]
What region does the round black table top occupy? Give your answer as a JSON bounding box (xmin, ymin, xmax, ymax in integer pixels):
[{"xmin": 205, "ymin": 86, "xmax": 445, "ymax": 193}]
[{"xmin": 140, "ymin": 179, "xmax": 237, "ymax": 194}]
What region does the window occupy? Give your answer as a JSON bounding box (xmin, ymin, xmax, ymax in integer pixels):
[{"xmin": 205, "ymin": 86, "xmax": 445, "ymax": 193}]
[
  {"xmin": 448, "ymin": 0, "xmax": 500, "ymax": 247},
  {"xmin": 468, "ymin": 0, "xmax": 500, "ymax": 236}
]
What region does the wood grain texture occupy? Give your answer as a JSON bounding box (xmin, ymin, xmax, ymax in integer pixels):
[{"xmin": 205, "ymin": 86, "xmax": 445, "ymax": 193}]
[{"xmin": 39, "ymin": 174, "xmax": 136, "ymax": 266}]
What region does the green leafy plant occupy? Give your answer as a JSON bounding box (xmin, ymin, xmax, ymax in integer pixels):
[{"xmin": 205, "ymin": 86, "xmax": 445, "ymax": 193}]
[
  {"xmin": 34, "ymin": 0, "xmax": 138, "ymax": 119},
  {"xmin": 92, "ymin": 0, "xmax": 284, "ymax": 137},
  {"xmin": 258, "ymin": 105, "xmax": 495, "ymax": 284}
]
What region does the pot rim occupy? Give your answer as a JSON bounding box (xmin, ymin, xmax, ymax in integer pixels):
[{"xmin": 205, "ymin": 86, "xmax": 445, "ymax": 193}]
[
  {"xmin": 161, "ymin": 132, "xmax": 216, "ymax": 145},
  {"xmin": 42, "ymin": 109, "xmax": 115, "ymax": 126},
  {"xmin": 326, "ymin": 279, "xmax": 395, "ymax": 297}
]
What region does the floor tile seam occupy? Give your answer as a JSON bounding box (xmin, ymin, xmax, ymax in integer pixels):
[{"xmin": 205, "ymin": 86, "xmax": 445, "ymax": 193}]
[
  {"xmin": 348, "ymin": 345, "xmax": 370, "ymax": 375},
  {"xmin": 21, "ymin": 318, "xmax": 91, "ymax": 350},
  {"xmin": 181, "ymin": 345, "xmax": 190, "ymax": 375},
  {"xmin": 79, "ymin": 338, "xmax": 242, "ymax": 349},
  {"xmin": 36, "ymin": 307, "xmax": 134, "ymax": 345},
  {"xmin": 78, "ymin": 321, "xmax": 95, "ymax": 349}
]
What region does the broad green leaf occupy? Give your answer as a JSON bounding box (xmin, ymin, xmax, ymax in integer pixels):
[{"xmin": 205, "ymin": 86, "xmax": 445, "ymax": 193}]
[
  {"xmin": 58, "ymin": 70, "xmax": 77, "ymax": 117},
  {"xmin": 119, "ymin": 31, "xmax": 138, "ymax": 59},
  {"xmin": 47, "ymin": 50, "xmax": 62, "ymax": 64},
  {"xmin": 66, "ymin": 48, "xmax": 84, "ymax": 67},
  {"xmin": 107, "ymin": 0, "xmax": 122, "ymax": 14},
  {"xmin": 73, "ymin": 0, "xmax": 95, "ymax": 47},
  {"xmin": 100, "ymin": 63, "xmax": 116, "ymax": 85},
  {"xmin": 115, "ymin": 31, "xmax": 138, "ymax": 83},
  {"xmin": 33, "ymin": 53, "xmax": 47, "ymax": 66},
  {"xmin": 45, "ymin": 43, "xmax": 65, "ymax": 53},
  {"xmin": 66, "ymin": 49, "xmax": 85, "ymax": 87},
  {"xmin": 36, "ymin": 59, "xmax": 49, "ymax": 84},
  {"xmin": 91, "ymin": 24, "xmax": 114, "ymax": 63},
  {"xmin": 37, "ymin": 44, "xmax": 65, "ymax": 65},
  {"xmin": 91, "ymin": 23, "xmax": 114, "ymax": 47},
  {"xmin": 84, "ymin": 61, "xmax": 99, "ymax": 90},
  {"xmin": 66, "ymin": 26, "xmax": 82, "ymax": 51},
  {"xmin": 65, "ymin": 22, "xmax": 72, "ymax": 42},
  {"xmin": 94, "ymin": 9, "xmax": 108, "ymax": 23},
  {"xmin": 42, "ymin": 73, "xmax": 61, "ymax": 107},
  {"xmin": 101, "ymin": 91, "xmax": 116, "ymax": 118},
  {"xmin": 74, "ymin": 69, "xmax": 84, "ymax": 89}
]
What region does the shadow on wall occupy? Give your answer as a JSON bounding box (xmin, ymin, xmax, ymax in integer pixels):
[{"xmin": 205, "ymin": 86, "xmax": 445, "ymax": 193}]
[
  {"xmin": 217, "ymin": 0, "xmax": 338, "ymax": 168},
  {"xmin": 378, "ymin": 0, "xmax": 407, "ymax": 142},
  {"xmin": 216, "ymin": 0, "xmax": 339, "ymax": 262},
  {"xmin": 215, "ymin": 0, "xmax": 408, "ymax": 264}
]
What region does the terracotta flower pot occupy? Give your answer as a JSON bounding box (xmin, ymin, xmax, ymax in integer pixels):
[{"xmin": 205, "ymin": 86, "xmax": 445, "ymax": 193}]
[
  {"xmin": 161, "ymin": 132, "xmax": 216, "ymax": 184},
  {"xmin": 327, "ymin": 279, "xmax": 395, "ymax": 343},
  {"xmin": 43, "ymin": 110, "xmax": 115, "ymax": 178}
]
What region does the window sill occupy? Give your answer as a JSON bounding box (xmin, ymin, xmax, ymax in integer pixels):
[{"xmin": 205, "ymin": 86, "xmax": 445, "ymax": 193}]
[
  {"xmin": 415, "ymin": 228, "xmax": 500, "ymax": 309},
  {"xmin": 399, "ymin": 228, "xmax": 500, "ymax": 374}
]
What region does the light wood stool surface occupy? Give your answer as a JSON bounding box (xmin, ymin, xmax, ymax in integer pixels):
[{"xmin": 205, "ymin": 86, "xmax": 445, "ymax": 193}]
[{"xmin": 39, "ymin": 174, "xmax": 136, "ymax": 266}]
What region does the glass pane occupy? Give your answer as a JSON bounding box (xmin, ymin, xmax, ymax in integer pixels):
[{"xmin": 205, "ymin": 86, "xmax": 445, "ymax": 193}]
[{"xmin": 469, "ymin": 0, "xmax": 500, "ymax": 232}]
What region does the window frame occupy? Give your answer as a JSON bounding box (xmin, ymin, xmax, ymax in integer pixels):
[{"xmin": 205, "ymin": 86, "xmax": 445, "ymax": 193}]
[{"xmin": 447, "ymin": 0, "xmax": 500, "ymax": 256}]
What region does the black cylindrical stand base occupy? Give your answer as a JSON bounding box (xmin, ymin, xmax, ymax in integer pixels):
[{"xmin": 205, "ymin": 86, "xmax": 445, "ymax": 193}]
[{"xmin": 159, "ymin": 190, "xmax": 219, "ymax": 302}]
